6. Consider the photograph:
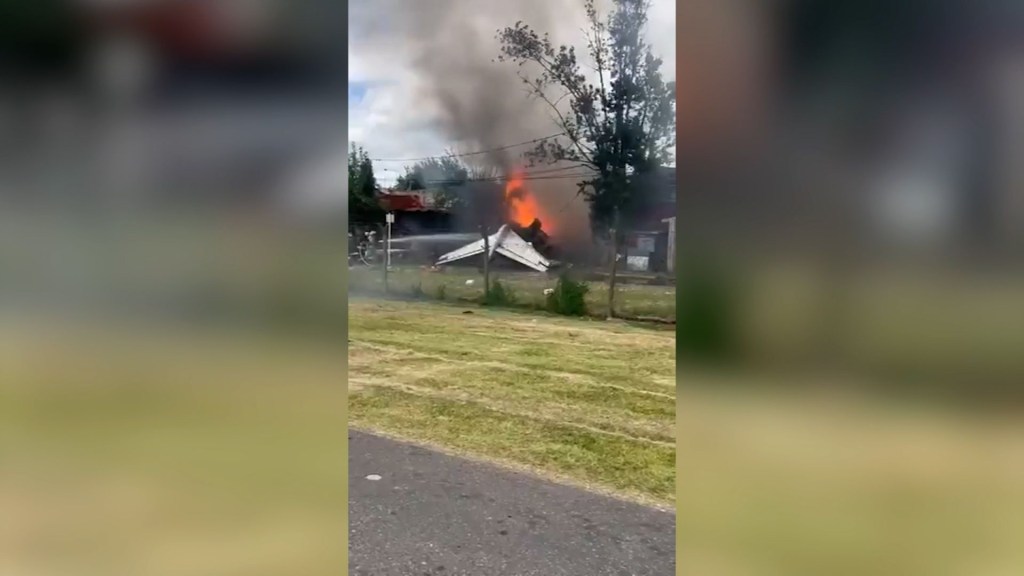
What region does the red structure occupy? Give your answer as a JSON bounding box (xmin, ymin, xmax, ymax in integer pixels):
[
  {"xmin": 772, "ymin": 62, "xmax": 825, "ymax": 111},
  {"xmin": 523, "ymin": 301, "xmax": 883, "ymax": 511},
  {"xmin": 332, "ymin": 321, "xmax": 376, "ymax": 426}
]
[
  {"xmin": 376, "ymin": 190, "xmax": 454, "ymax": 235},
  {"xmin": 377, "ymin": 191, "xmax": 433, "ymax": 212}
]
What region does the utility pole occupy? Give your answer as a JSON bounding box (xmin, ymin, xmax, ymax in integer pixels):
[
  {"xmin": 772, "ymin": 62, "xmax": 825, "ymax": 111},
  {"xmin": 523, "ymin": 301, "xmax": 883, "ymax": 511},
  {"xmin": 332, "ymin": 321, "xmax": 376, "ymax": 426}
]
[
  {"xmin": 385, "ymin": 212, "xmax": 394, "ymax": 270},
  {"xmin": 382, "ymin": 214, "xmax": 394, "ymax": 294},
  {"xmin": 481, "ymin": 223, "xmax": 490, "ymax": 301},
  {"xmin": 607, "ymin": 208, "xmax": 620, "ymax": 320}
]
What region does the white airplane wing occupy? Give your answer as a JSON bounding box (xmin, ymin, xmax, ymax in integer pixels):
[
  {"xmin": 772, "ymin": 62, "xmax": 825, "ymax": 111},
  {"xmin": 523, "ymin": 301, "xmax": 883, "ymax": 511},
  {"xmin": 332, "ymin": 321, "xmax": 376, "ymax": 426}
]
[
  {"xmin": 494, "ymin": 231, "xmax": 551, "ymax": 272},
  {"xmin": 436, "ymin": 224, "xmax": 550, "ymax": 272},
  {"xmin": 435, "ymin": 237, "xmax": 487, "ymax": 265}
]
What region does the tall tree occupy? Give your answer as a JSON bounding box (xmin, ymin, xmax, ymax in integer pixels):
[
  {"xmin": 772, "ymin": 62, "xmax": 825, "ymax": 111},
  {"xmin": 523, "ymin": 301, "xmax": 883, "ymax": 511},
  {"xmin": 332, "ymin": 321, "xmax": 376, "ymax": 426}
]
[
  {"xmin": 348, "ymin": 143, "xmax": 383, "ymax": 225},
  {"xmin": 496, "ymin": 0, "xmax": 676, "ymax": 235}
]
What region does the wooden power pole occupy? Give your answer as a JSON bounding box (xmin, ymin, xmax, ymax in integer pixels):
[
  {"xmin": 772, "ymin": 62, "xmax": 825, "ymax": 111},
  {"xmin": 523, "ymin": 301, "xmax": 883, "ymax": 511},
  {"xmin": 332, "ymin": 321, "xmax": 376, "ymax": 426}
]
[
  {"xmin": 481, "ymin": 223, "xmax": 490, "ymax": 301},
  {"xmin": 607, "ymin": 209, "xmax": 620, "ymax": 320}
]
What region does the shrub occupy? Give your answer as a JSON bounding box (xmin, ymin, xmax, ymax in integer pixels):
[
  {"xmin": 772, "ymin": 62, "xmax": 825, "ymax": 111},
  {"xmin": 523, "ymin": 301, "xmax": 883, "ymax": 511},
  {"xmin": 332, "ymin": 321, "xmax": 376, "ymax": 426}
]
[
  {"xmin": 409, "ymin": 281, "xmax": 425, "ymax": 299},
  {"xmin": 435, "ymin": 283, "xmax": 447, "ymax": 300},
  {"xmin": 546, "ymin": 274, "xmax": 589, "ymax": 316},
  {"xmin": 483, "ymin": 279, "xmax": 516, "ymax": 306},
  {"xmin": 677, "ymin": 257, "xmax": 738, "ymax": 363}
]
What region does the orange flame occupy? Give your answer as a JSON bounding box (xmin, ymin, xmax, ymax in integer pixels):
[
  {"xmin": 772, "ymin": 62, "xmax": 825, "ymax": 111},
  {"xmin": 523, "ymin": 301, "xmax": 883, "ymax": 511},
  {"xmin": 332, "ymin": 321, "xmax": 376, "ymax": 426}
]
[{"xmin": 504, "ymin": 170, "xmax": 554, "ymax": 234}]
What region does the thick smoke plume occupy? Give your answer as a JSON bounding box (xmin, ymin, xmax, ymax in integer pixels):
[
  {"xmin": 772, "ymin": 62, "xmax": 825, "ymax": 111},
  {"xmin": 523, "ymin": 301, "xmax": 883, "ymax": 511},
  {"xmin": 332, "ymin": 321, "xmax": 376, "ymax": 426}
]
[{"xmin": 384, "ymin": 0, "xmax": 595, "ymax": 242}]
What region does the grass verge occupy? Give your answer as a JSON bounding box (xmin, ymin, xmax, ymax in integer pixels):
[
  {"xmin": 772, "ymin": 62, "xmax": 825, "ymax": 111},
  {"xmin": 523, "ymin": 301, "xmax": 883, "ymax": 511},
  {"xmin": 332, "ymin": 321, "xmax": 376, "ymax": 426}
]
[
  {"xmin": 348, "ymin": 298, "xmax": 677, "ymax": 505},
  {"xmin": 350, "ymin": 387, "xmax": 674, "ymax": 503},
  {"xmin": 349, "ymin": 265, "xmax": 677, "ymax": 321},
  {"xmin": 678, "ymin": 376, "xmax": 1024, "ymax": 576},
  {"xmin": 0, "ymin": 320, "xmax": 346, "ymax": 576}
]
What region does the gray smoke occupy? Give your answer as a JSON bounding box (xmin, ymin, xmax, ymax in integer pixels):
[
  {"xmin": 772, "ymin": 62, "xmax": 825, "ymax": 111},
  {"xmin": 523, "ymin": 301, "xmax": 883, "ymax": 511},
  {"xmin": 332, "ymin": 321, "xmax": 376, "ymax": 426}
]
[
  {"xmin": 397, "ymin": 0, "xmax": 575, "ymax": 165},
  {"xmin": 382, "ymin": 0, "xmax": 595, "ymax": 241}
]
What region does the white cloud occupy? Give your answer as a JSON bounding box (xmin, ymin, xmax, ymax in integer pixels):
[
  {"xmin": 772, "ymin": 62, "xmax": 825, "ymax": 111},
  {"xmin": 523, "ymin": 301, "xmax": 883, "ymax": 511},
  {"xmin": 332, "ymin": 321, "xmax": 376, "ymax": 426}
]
[
  {"xmin": 348, "ymin": 0, "xmax": 676, "ymax": 188},
  {"xmin": 348, "ymin": 80, "xmax": 448, "ymax": 187},
  {"xmin": 647, "ymin": 0, "xmax": 677, "ymax": 74}
]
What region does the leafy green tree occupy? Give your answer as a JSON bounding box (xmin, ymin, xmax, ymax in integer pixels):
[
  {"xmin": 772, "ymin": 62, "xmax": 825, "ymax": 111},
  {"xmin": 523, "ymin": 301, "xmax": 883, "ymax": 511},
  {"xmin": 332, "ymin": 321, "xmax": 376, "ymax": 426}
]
[
  {"xmin": 348, "ymin": 143, "xmax": 383, "ymax": 225},
  {"xmin": 496, "ymin": 0, "xmax": 676, "ymax": 235}
]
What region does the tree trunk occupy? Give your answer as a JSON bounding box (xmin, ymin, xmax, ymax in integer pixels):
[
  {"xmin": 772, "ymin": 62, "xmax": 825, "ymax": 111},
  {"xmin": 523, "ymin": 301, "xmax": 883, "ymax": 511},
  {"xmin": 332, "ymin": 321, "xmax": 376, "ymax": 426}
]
[{"xmin": 607, "ymin": 210, "xmax": 620, "ymax": 320}]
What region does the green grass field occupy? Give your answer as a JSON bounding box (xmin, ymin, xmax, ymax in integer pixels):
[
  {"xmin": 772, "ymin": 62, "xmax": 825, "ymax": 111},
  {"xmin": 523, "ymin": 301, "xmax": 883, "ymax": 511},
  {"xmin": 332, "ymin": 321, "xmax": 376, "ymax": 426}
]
[
  {"xmin": 5, "ymin": 294, "xmax": 1021, "ymax": 576},
  {"xmin": 348, "ymin": 298, "xmax": 677, "ymax": 505},
  {"xmin": 349, "ymin": 298, "xmax": 1024, "ymax": 575},
  {"xmin": 348, "ymin": 264, "xmax": 677, "ymax": 321},
  {"xmin": 679, "ymin": 379, "xmax": 1024, "ymax": 576},
  {"xmin": 0, "ymin": 320, "xmax": 347, "ymax": 576}
]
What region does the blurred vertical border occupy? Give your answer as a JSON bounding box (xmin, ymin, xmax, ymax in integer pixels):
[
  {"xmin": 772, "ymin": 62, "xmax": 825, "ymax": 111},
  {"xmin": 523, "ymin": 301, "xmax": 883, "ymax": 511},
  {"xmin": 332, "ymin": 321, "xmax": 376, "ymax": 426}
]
[
  {"xmin": 676, "ymin": 0, "xmax": 1023, "ymax": 574},
  {"xmin": 1, "ymin": 1, "xmax": 350, "ymax": 574}
]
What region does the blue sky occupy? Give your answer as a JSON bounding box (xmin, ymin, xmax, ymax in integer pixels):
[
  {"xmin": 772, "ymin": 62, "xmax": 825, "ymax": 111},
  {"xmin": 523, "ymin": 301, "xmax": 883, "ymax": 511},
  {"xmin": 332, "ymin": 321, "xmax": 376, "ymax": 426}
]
[{"xmin": 348, "ymin": 82, "xmax": 368, "ymax": 106}]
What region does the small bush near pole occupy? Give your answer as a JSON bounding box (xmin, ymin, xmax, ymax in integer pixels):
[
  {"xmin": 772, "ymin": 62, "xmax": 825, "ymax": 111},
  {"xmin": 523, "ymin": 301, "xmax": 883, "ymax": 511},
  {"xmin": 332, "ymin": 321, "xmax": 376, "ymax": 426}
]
[
  {"xmin": 483, "ymin": 279, "xmax": 516, "ymax": 306},
  {"xmin": 546, "ymin": 274, "xmax": 589, "ymax": 316}
]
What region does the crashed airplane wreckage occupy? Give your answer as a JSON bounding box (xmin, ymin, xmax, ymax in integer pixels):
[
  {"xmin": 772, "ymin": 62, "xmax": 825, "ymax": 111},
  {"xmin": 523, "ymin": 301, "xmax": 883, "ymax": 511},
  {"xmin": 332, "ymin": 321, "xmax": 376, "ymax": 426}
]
[{"xmin": 435, "ymin": 220, "xmax": 557, "ymax": 273}]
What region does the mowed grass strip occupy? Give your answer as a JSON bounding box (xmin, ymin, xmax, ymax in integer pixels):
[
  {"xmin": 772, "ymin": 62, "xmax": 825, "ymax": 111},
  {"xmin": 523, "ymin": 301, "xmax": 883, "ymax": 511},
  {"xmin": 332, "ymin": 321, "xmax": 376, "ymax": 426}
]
[
  {"xmin": 349, "ymin": 265, "xmax": 677, "ymax": 321},
  {"xmin": 1, "ymin": 321, "xmax": 347, "ymax": 576},
  {"xmin": 349, "ymin": 386, "xmax": 675, "ymax": 504},
  {"xmin": 678, "ymin": 380, "xmax": 1024, "ymax": 576},
  {"xmin": 348, "ymin": 299, "xmax": 676, "ymax": 504},
  {"xmin": 350, "ymin": 300, "xmax": 675, "ymax": 393},
  {"xmin": 350, "ymin": 347, "xmax": 674, "ymax": 444}
]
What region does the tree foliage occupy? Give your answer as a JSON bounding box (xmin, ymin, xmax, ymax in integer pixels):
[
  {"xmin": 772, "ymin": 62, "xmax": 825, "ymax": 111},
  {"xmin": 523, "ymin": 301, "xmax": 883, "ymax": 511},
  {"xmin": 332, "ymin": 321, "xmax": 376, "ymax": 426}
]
[
  {"xmin": 395, "ymin": 155, "xmax": 467, "ymax": 190},
  {"xmin": 546, "ymin": 274, "xmax": 590, "ymax": 316},
  {"xmin": 348, "ymin": 143, "xmax": 383, "ymax": 225},
  {"xmin": 496, "ymin": 0, "xmax": 675, "ymax": 234},
  {"xmin": 394, "ymin": 153, "xmax": 494, "ymax": 211}
]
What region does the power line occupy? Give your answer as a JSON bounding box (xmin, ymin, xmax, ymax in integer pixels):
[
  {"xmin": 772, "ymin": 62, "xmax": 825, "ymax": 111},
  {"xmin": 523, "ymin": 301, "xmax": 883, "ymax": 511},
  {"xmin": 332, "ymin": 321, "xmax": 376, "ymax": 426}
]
[
  {"xmin": 456, "ymin": 164, "xmax": 590, "ymax": 179},
  {"xmin": 425, "ymin": 171, "xmax": 591, "ymax": 213},
  {"xmin": 369, "ymin": 132, "xmax": 565, "ymax": 162},
  {"xmin": 381, "ymin": 163, "xmax": 587, "ymax": 178},
  {"xmin": 515, "ymin": 164, "xmax": 592, "ymax": 176},
  {"xmin": 421, "ymin": 172, "xmax": 593, "ymax": 185}
]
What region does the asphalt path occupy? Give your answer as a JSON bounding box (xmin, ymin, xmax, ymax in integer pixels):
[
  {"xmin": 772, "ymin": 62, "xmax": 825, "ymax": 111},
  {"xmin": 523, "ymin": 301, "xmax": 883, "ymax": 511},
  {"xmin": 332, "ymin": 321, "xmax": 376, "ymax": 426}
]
[{"xmin": 349, "ymin": 430, "xmax": 675, "ymax": 576}]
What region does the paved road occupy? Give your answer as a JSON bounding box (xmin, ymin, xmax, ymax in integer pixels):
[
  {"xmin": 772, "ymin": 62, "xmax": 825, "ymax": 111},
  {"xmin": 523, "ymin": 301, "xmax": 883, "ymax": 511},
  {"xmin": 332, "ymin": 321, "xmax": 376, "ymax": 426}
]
[{"xmin": 349, "ymin": 430, "xmax": 675, "ymax": 576}]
